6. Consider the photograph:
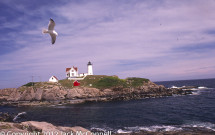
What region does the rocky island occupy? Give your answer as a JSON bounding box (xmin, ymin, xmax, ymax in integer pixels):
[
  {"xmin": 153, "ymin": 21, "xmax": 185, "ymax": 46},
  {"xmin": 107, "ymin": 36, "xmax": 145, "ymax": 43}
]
[{"xmin": 0, "ymin": 75, "xmax": 192, "ymax": 106}]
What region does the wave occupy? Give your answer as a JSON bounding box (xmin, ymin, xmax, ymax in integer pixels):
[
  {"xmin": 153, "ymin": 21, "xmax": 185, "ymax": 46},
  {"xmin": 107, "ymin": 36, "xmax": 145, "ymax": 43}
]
[
  {"xmin": 182, "ymin": 122, "xmax": 215, "ymax": 131},
  {"xmin": 170, "ymin": 85, "xmax": 212, "ymax": 90},
  {"xmin": 13, "ymin": 112, "xmax": 27, "ymax": 122},
  {"xmin": 191, "ymin": 91, "xmax": 200, "ymax": 95},
  {"xmin": 169, "ymin": 85, "xmax": 214, "ymax": 90},
  {"xmin": 117, "ymin": 129, "xmax": 132, "ymax": 133},
  {"xmin": 170, "ymin": 86, "xmax": 212, "ymax": 96},
  {"xmin": 90, "ymin": 127, "xmax": 115, "ymax": 133},
  {"xmin": 116, "ymin": 122, "xmax": 215, "ymax": 133},
  {"xmin": 90, "ymin": 122, "xmax": 215, "ymax": 134},
  {"xmin": 119, "ymin": 125, "xmax": 182, "ymax": 133},
  {"xmin": 198, "ymin": 86, "xmax": 209, "ymax": 89},
  {"xmin": 171, "ymin": 86, "xmax": 179, "ymax": 89}
]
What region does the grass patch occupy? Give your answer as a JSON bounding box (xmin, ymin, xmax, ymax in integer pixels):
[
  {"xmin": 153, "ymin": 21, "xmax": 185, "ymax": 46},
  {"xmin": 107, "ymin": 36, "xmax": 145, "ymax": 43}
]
[
  {"xmin": 126, "ymin": 77, "xmax": 149, "ymax": 87},
  {"xmin": 79, "ymin": 75, "xmax": 108, "ymax": 87},
  {"xmin": 93, "ymin": 76, "xmax": 127, "ymax": 89},
  {"xmin": 18, "ymin": 87, "xmax": 26, "ymax": 92},
  {"xmin": 21, "ymin": 82, "xmax": 59, "ymax": 89},
  {"xmin": 58, "ymin": 75, "xmax": 150, "ymax": 89},
  {"xmin": 58, "ymin": 79, "xmax": 74, "ymax": 89}
]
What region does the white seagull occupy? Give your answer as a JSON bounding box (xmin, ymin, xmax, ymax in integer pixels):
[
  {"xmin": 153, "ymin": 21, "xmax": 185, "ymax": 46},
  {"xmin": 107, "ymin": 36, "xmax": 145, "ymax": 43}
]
[{"xmin": 42, "ymin": 18, "xmax": 58, "ymax": 44}]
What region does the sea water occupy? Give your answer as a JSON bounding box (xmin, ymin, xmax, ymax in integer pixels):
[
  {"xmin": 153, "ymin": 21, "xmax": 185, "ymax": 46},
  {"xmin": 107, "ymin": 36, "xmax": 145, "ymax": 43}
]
[{"xmin": 1, "ymin": 78, "xmax": 215, "ymax": 132}]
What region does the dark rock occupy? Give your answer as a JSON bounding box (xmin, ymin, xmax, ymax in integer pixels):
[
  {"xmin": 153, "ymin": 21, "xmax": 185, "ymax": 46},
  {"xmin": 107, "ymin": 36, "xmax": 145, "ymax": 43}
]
[{"xmin": 0, "ymin": 112, "xmax": 14, "ymax": 122}]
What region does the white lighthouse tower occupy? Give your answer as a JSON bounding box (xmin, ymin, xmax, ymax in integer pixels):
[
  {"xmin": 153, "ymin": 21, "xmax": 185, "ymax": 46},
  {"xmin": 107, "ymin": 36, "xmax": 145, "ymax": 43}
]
[{"xmin": 87, "ymin": 61, "xmax": 93, "ymax": 75}]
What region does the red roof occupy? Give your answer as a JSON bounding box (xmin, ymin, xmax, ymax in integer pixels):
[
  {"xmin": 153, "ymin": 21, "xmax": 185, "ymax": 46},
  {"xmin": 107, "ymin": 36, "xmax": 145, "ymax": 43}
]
[
  {"xmin": 66, "ymin": 68, "xmax": 71, "ymax": 72},
  {"xmin": 66, "ymin": 66, "xmax": 78, "ymax": 72},
  {"xmin": 53, "ymin": 76, "xmax": 58, "ymax": 80},
  {"xmin": 73, "ymin": 66, "xmax": 78, "ymax": 71}
]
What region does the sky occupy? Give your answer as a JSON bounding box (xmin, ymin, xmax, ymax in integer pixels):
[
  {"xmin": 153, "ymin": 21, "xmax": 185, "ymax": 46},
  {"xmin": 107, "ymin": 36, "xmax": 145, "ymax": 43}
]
[{"xmin": 0, "ymin": 0, "xmax": 215, "ymax": 88}]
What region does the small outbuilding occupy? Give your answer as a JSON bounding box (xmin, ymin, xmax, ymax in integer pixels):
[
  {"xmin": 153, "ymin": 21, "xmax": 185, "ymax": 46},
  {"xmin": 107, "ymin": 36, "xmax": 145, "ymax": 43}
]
[
  {"xmin": 49, "ymin": 76, "xmax": 58, "ymax": 83},
  {"xmin": 73, "ymin": 80, "xmax": 80, "ymax": 86}
]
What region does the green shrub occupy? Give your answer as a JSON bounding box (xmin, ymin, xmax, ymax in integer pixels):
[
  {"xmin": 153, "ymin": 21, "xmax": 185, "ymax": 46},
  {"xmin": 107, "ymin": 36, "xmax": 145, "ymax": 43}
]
[
  {"xmin": 94, "ymin": 76, "xmax": 127, "ymax": 89},
  {"xmin": 22, "ymin": 82, "xmax": 36, "ymax": 87}
]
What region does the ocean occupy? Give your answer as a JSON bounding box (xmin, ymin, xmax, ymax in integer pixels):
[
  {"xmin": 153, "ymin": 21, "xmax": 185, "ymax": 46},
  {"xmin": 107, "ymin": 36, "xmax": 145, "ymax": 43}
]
[{"xmin": 1, "ymin": 78, "xmax": 215, "ymax": 133}]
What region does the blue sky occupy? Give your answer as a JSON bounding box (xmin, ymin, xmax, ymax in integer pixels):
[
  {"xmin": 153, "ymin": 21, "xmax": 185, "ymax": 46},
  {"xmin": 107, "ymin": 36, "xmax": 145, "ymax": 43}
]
[{"xmin": 0, "ymin": 0, "xmax": 215, "ymax": 88}]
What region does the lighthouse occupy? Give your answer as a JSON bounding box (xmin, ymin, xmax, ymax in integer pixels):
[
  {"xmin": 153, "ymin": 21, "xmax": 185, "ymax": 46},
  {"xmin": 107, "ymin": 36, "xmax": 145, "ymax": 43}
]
[{"xmin": 87, "ymin": 61, "xmax": 93, "ymax": 75}]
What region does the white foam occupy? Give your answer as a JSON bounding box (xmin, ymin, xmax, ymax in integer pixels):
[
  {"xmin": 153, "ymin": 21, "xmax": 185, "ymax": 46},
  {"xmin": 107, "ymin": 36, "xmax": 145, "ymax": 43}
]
[
  {"xmin": 182, "ymin": 122, "xmax": 215, "ymax": 131},
  {"xmin": 120, "ymin": 123, "xmax": 215, "ymax": 133},
  {"xmin": 92, "ymin": 122, "xmax": 215, "ymax": 134},
  {"xmin": 140, "ymin": 125, "xmax": 182, "ymax": 132},
  {"xmin": 170, "ymin": 85, "xmax": 211, "ymax": 90},
  {"xmin": 190, "ymin": 88, "xmax": 198, "ymax": 90},
  {"xmin": 90, "ymin": 127, "xmax": 111, "ymax": 132},
  {"xmin": 117, "ymin": 129, "xmax": 132, "ymax": 133},
  {"xmin": 171, "ymin": 86, "xmax": 178, "ymax": 88},
  {"xmin": 191, "ymin": 91, "xmax": 200, "ymax": 95},
  {"xmin": 198, "ymin": 86, "xmax": 208, "ymax": 89},
  {"xmin": 124, "ymin": 125, "xmax": 182, "ymax": 132}
]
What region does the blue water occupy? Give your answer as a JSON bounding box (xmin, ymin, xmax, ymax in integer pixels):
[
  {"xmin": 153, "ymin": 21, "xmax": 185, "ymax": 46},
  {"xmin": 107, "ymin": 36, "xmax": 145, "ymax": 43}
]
[
  {"xmin": 155, "ymin": 78, "xmax": 215, "ymax": 88},
  {"xmin": 1, "ymin": 78, "xmax": 215, "ymax": 132}
]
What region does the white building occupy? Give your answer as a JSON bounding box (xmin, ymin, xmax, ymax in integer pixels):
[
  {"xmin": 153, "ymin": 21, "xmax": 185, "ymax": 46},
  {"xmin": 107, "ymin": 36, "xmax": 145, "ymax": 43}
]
[
  {"xmin": 49, "ymin": 76, "xmax": 58, "ymax": 83},
  {"xmin": 66, "ymin": 61, "xmax": 93, "ymax": 79},
  {"xmin": 87, "ymin": 61, "xmax": 93, "ymax": 75},
  {"xmin": 66, "ymin": 66, "xmax": 79, "ymax": 78}
]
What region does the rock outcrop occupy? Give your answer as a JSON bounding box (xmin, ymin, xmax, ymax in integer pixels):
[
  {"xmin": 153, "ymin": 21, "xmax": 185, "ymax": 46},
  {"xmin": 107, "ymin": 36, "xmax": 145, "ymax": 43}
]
[
  {"xmin": 0, "ymin": 112, "xmax": 14, "ymax": 122},
  {"xmin": 0, "ymin": 121, "xmax": 90, "ymax": 134}
]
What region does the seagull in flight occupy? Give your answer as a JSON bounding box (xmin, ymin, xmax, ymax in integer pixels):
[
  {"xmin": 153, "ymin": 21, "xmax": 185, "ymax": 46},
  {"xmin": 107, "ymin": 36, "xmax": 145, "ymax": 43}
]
[{"xmin": 42, "ymin": 18, "xmax": 58, "ymax": 44}]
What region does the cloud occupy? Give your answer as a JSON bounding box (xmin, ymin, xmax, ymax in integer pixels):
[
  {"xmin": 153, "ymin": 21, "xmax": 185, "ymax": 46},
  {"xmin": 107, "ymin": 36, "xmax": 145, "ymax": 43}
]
[{"xmin": 1, "ymin": 0, "xmax": 215, "ymax": 88}]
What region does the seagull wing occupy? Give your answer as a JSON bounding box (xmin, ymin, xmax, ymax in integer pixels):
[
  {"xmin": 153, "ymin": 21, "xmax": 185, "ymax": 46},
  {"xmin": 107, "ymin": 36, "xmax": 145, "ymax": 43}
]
[
  {"xmin": 48, "ymin": 18, "xmax": 55, "ymax": 30},
  {"xmin": 50, "ymin": 33, "xmax": 56, "ymax": 44}
]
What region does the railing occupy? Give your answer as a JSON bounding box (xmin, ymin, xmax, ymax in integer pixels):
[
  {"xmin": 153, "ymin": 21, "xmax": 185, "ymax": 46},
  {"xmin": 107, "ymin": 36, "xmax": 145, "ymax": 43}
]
[{"xmin": 68, "ymin": 75, "xmax": 87, "ymax": 81}]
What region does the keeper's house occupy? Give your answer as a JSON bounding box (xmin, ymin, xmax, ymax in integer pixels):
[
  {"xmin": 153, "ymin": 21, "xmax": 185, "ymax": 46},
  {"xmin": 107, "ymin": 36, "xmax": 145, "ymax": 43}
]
[{"xmin": 66, "ymin": 61, "xmax": 93, "ymax": 80}]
